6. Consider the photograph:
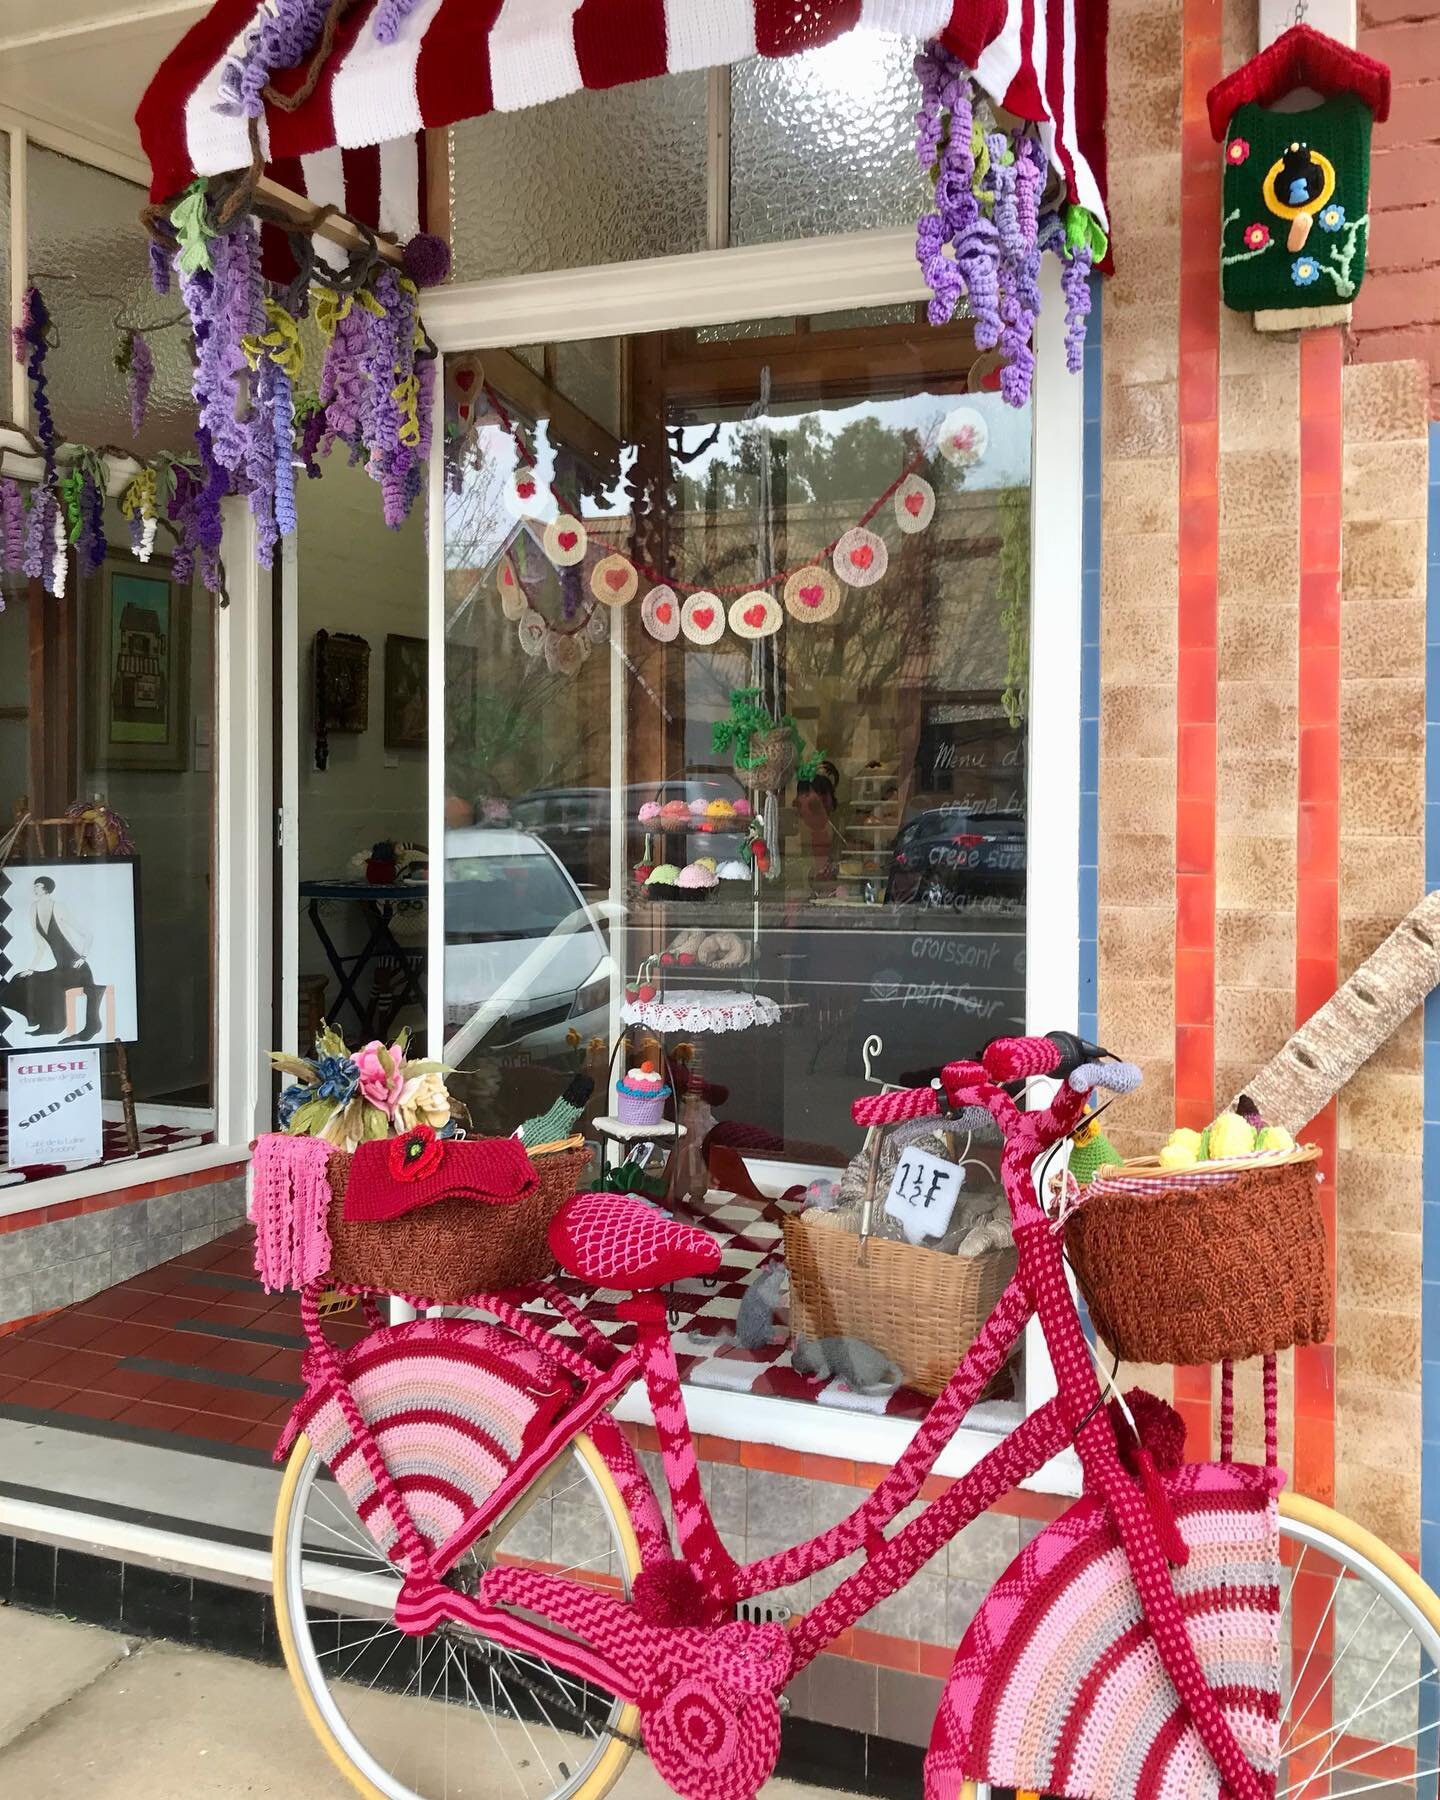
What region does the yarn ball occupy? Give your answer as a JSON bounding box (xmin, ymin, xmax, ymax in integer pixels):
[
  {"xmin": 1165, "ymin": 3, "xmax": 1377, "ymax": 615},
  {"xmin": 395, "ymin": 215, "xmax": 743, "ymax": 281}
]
[
  {"xmin": 402, "ymin": 233, "xmax": 452, "ymax": 288},
  {"xmin": 633, "ymin": 1558, "xmax": 709, "ymax": 1628},
  {"xmin": 1110, "ymin": 1387, "xmax": 1187, "ymax": 1474}
]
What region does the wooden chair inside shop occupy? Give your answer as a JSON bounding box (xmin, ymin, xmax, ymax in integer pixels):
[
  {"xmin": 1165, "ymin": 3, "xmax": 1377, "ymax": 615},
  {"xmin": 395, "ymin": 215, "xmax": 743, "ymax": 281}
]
[{"xmin": 3, "ymin": 795, "xmax": 141, "ymax": 1154}]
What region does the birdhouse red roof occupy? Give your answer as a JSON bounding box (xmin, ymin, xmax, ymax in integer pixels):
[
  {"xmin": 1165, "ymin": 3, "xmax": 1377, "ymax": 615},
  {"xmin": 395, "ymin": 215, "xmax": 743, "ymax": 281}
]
[{"xmin": 1207, "ymin": 23, "xmax": 1391, "ymax": 142}]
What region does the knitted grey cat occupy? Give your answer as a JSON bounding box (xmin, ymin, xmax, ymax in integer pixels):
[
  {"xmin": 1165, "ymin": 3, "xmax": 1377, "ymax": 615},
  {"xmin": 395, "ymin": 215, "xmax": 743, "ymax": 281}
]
[{"xmin": 791, "ymin": 1334, "xmax": 902, "ymax": 1392}]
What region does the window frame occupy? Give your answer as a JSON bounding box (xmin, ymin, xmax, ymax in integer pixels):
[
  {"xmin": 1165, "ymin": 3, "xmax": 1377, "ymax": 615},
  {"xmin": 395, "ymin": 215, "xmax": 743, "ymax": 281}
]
[
  {"xmin": 423, "ymin": 234, "xmax": 1086, "ymax": 1493},
  {"xmin": 0, "ymin": 119, "xmax": 272, "ymax": 1220}
]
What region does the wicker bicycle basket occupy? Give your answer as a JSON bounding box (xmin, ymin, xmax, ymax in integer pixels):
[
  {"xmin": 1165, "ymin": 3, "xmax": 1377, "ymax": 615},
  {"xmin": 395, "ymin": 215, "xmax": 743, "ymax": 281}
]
[
  {"xmin": 324, "ymin": 1144, "xmax": 590, "ymax": 1304},
  {"xmin": 1065, "ymin": 1147, "xmax": 1331, "ymax": 1365},
  {"xmin": 735, "ymin": 728, "xmax": 798, "ymax": 794},
  {"xmin": 782, "ymin": 1212, "xmax": 1016, "ymax": 1397}
]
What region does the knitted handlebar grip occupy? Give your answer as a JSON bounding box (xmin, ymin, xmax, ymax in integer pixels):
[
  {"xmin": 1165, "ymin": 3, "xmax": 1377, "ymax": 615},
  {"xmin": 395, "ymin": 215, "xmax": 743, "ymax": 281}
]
[
  {"xmin": 982, "ymin": 1036, "xmax": 1061, "ymax": 1082},
  {"xmin": 851, "ymin": 1085, "xmax": 939, "ymax": 1127}
]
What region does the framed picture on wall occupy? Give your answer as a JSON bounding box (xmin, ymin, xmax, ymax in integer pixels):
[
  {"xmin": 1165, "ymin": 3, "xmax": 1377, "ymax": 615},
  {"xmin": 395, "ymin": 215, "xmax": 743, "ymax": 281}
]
[
  {"xmin": 85, "ymin": 554, "xmax": 190, "ymax": 773},
  {"xmin": 384, "ymin": 634, "xmax": 429, "ymax": 751},
  {"xmin": 0, "ymin": 858, "xmax": 140, "ymax": 1048}
]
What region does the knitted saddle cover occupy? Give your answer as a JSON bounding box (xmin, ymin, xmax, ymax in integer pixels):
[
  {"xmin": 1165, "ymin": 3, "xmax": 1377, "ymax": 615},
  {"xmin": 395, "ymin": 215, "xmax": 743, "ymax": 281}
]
[
  {"xmin": 276, "ymin": 1318, "xmax": 569, "ymax": 1564},
  {"xmin": 925, "ymin": 1460, "xmax": 1281, "ymax": 1800}
]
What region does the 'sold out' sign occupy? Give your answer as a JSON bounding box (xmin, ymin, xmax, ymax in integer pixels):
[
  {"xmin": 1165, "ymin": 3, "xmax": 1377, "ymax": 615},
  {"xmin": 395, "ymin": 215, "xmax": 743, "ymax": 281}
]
[{"xmin": 8, "ymin": 1049, "xmax": 103, "ymax": 1168}]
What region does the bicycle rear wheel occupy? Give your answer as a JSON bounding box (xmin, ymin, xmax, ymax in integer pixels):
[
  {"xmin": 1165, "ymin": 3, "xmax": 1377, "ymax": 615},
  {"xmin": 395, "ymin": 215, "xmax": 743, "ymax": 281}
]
[
  {"xmin": 272, "ymin": 1430, "xmax": 641, "ymax": 1800},
  {"xmin": 1277, "ymin": 1493, "xmax": 1440, "ymax": 1800}
]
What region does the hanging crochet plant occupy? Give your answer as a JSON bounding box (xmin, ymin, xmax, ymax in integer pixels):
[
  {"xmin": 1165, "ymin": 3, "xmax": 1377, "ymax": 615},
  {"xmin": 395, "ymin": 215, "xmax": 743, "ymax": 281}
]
[{"xmin": 912, "ymin": 42, "xmax": 1106, "ymax": 406}]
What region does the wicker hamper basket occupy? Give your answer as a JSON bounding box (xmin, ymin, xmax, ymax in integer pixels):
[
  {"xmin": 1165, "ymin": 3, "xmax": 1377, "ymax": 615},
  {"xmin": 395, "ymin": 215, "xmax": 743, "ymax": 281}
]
[
  {"xmin": 1065, "ymin": 1148, "xmax": 1331, "ymax": 1365},
  {"xmin": 325, "ymin": 1144, "xmax": 590, "ymax": 1304},
  {"xmin": 782, "ymin": 1211, "xmax": 1016, "ymax": 1398}
]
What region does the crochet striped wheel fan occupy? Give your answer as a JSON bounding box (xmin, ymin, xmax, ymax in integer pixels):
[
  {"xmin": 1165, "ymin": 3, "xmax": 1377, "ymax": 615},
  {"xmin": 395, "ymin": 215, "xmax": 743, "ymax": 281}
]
[
  {"xmin": 926, "ymin": 1460, "xmax": 1282, "ymax": 1800},
  {"xmin": 277, "ymin": 1318, "xmax": 568, "ymax": 1560}
]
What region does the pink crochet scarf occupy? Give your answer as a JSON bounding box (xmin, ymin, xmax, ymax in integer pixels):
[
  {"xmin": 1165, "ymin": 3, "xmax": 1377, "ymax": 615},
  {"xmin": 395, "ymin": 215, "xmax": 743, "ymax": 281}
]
[{"xmin": 250, "ymin": 1133, "xmax": 334, "ymax": 1291}]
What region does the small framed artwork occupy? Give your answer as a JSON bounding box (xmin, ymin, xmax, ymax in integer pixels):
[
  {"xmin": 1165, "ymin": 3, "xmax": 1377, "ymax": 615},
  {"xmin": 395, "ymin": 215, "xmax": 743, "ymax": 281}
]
[
  {"xmin": 384, "ymin": 634, "xmax": 429, "ymax": 751},
  {"xmin": 0, "ymin": 859, "xmax": 140, "ymax": 1048},
  {"xmin": 313, "ymin": 629, "xmax": 370, "ymax": 770},
  {"xmin": 86, "ymin": 554, "xmax": 191, "ymax": 773}
]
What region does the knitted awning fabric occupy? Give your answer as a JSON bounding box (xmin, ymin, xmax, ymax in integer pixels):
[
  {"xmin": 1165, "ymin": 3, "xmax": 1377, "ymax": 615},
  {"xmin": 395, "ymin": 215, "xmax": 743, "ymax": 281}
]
[{"xmin": 137, "ymin": 0, "xmax": 1109, "ymax": 229}]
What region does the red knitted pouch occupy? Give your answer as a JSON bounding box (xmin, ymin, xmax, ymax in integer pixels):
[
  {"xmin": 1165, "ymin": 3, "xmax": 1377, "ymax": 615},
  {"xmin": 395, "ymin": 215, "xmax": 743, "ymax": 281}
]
[{"xmin": 343, "ymin": 1126, "xmax": 538, "ymax": 1223}]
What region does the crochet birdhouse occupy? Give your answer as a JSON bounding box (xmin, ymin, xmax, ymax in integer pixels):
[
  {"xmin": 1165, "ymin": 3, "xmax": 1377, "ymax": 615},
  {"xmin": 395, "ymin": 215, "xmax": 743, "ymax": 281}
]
[{"xmin": 1207, "ymin": 25, "xmax": 1390, "ymax": 318}]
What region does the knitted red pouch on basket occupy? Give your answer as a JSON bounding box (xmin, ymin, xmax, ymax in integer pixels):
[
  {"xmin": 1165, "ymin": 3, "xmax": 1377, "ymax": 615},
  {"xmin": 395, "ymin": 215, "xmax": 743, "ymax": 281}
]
[{"xmin": 342, "ymin": 1126, "xmax": 538, "ymax": 1223}]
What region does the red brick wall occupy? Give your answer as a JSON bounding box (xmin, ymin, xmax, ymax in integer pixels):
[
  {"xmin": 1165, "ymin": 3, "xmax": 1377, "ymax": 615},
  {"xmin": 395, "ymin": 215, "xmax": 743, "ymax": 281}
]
[{"xmin": 1353, "ymin": 1, "xmax": 1440, "ymax": 410}]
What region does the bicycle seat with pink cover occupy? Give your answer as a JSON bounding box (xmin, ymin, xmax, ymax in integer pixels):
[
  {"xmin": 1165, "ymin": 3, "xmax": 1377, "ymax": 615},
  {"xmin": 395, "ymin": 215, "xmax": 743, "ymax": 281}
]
[{"xmin": 548, "ymin": 1191, "xmax": 723, "ymax": 1289}]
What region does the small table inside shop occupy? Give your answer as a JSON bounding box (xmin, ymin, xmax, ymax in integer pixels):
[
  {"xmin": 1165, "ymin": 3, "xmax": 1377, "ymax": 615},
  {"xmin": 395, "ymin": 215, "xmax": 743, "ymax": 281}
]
[{"xmin": 299, "ymin": 880, "xmax": 427, "ymax": 1040}]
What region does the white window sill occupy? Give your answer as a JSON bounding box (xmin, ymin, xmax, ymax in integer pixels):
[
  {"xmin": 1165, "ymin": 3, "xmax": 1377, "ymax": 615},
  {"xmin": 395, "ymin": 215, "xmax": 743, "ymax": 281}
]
[
  {"xmin": 0, "ymin": 1142, "xmax": 253, "ymax": 1222},
  {"xmin": 612, "ymin": 1378, "xmax": 1083, "ymax": 1496}
]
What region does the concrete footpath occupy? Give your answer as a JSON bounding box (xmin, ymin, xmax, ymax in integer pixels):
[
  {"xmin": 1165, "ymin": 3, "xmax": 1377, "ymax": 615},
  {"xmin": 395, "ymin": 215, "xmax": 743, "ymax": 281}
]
[{"xmin": 0, "ymin": 1603, "xmax": 847, "ymax": 1798}]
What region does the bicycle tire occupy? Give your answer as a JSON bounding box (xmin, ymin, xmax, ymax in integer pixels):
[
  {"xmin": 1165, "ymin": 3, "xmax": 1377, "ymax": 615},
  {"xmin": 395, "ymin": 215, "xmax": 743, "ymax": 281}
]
[{"xmin": 273, "ymin": 1428, "xmax": 643, "ymax": 1800}]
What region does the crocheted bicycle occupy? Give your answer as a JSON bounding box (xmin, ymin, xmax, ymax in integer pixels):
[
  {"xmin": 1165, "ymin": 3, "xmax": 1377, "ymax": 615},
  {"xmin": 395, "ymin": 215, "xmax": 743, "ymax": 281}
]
[{"xmin": 267, "ymin": 1034, "xmax": 1440, "ymax": 1800}]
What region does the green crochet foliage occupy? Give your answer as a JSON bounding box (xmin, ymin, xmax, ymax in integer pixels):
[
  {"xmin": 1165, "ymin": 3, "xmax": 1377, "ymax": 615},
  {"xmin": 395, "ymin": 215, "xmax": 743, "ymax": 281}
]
[{"xmin": 712, "ymin": 687, "xmax": 825, "ymax": 779}]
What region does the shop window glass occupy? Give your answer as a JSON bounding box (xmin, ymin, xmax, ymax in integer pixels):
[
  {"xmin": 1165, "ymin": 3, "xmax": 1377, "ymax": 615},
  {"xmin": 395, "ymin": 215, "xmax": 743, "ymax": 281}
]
[
  {"xmin": 26, "ymin": 147, "xmax": 195, "ymax": 457},
  {"xmin": 448, "ymin": 73, "xmax": 710, "ymax": 282},
  {"xmin": 728, "ymin": 36, "xmax": 931, "ymax": 246},
  {"xmin": 0, "ymin": 495, "xmax": 216, "ymax": 1189},
  {"xmin": 443, "ymin": 310, "xmax": 1032, "ymax": 1425}
]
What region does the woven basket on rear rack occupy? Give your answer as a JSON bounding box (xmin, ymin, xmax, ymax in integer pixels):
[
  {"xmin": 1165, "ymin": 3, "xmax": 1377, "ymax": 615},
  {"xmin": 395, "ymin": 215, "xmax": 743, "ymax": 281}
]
[
  {"xmin": 1065, "ymin": 1146, "xmax": 1330, "ymax": 1365},
  {"xmin": 325, "ymin": 1144, "xmax": 590, "ymax": 1304},
  {"xmin": 782, "ymin": 1212, "xmax": 1016, "ymax": 1398}
]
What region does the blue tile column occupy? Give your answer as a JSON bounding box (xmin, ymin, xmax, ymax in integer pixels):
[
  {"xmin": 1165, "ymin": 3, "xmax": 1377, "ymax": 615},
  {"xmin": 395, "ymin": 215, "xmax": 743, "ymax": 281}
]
[{"xmin": 1078, "ymin": 281, "xmax": 1102, "ymax": 1043}]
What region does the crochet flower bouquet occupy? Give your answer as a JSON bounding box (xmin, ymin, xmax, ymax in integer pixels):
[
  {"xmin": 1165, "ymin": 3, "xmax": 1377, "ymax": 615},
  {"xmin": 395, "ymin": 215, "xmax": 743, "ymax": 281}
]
[{"xmin": 271, "ymin": 1024, "xmax": 454, "ymax": 1154}]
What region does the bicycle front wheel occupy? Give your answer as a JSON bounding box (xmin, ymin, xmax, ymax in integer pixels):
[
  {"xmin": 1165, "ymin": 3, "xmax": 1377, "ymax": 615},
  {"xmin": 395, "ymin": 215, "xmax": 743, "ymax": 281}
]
[
  {"xmin": 1277, "ymin": 1492, "xmax": 1440, "ymax": 1800},
  {"xmin": 272, "ymin": 1429, "xmax": 642, "ymax": 1800}
]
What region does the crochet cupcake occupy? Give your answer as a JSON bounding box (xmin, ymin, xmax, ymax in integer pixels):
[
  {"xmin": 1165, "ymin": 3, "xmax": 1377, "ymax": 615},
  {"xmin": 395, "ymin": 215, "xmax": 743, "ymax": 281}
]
[
  {"xmin": 706, "ymin": 799, "xmax": 736, "ymax": 822},
  {"xmin": 674, "ymin": 862, "xmax": 719, "ymax": 902},
  {"xmin": 660, "ymin": 800, "xmax": 692, "ymax": 829},
  {"xmin": 644, "ymin": 862, "xmax": 681, "ymax": 898},
  {"xmin": 616, "ymin": 1061, "xmax": 670, "ymax": 1126},
  {"xmin": 638, "ymin": 800, "xmax": 661, "ymax": 825},
  {"xmin": 717, "ymin": 859, "xmax": 750, "ymax": 881}
]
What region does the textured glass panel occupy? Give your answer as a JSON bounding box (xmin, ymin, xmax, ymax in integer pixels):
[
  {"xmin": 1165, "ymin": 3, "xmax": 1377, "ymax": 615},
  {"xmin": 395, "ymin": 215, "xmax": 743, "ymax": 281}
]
[
  {"xmin": 695, "ymin": 317, "xmax": 796, "ymax": 343},
  {"xmin": 450, "ymin": 73, "xmax": 709, "ymax": 281},
  {"xmin": 730, "ymin": 34, "xmax": 931, "ymax": 245},
  {"xmin": 552, "ymin": 338, "xmax": 622, "ymax": 438},
  {"xmin": 26, "ymin": 148, "xmax": 195, "ymax": 458}
]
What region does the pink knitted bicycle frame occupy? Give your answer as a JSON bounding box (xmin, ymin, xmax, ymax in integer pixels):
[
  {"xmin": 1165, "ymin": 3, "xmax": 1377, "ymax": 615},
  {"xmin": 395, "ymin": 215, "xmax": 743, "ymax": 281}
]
[{"xmin": 287, "ymin": 1040, "xmax": 1274, "ymax": 1800}]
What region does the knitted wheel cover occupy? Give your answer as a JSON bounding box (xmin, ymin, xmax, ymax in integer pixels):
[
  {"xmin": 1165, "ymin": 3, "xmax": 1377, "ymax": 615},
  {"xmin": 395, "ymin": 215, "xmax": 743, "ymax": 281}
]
[{"xmin": 642, "ymin": 1622, "xmax": 789, "ymax": 1800}]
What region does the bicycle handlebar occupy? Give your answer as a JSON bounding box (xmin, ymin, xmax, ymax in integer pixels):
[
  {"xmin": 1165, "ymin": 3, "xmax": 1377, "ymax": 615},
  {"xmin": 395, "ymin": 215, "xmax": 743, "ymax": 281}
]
[{"xmin": 851, "ymin": 1034, "xmax": 1143, "ymax": 1141}]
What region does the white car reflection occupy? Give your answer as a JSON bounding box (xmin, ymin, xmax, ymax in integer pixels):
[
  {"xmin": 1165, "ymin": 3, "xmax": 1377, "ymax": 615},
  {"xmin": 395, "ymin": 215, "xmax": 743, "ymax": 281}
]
[{"xmin": 442, "ymin": 829, "xmax": 620, "ymax": 1069}]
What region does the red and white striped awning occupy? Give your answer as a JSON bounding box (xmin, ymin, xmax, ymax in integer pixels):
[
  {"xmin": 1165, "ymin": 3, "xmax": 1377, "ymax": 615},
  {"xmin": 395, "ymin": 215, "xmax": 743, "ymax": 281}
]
[{"xmin": 138, "ymin": 0, "xmax": 1108, "ymax": 234}]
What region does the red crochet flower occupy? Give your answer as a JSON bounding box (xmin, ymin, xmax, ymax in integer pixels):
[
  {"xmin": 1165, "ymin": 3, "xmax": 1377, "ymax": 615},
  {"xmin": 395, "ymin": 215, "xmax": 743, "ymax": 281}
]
[
  {"xmin": 1226, "ymin": 136, "xmax": 1250, "ymax": 164},
  {"xmin": 1243, "ymin": 222, "xmax": 1270, "ymax": 250},
  {"xmin": 388, "ymin": 1123, "xmax": 444, "ymax": 1182}
]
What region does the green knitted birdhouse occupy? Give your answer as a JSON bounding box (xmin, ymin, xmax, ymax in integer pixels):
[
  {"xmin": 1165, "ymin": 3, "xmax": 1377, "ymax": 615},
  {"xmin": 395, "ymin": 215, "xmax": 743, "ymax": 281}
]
[{"xmin": 1207, "ymin": 26, "xmax": 1390, "ymax": 317}]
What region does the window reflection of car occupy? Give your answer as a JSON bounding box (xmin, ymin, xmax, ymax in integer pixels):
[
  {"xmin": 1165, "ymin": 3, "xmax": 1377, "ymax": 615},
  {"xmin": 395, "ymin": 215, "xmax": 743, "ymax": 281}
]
[
  {"xmin": 443, "ymin": 829, "xmax": 611, "ymax": 1060},
  {"xmin": 884, "ymin": 808, "xmax": 1026, "ymax": 911},
  {"xmin": 511, "ymin": 778, "xmax": 746, "ymax": 889}
]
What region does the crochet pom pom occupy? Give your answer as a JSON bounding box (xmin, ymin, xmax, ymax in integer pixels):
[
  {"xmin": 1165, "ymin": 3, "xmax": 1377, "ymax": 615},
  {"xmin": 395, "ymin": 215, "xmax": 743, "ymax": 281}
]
[
  {"xmin": 633, "ymin": 1559, "xmax": 707, "ymax": 1628},
  {"xmin": 403, "ymin": 233, "xmax": 452, "ymax": 288},
  {"xmin": 1110, "ymin": 1386, "xmax": 1187, "ymax": 1473}
]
